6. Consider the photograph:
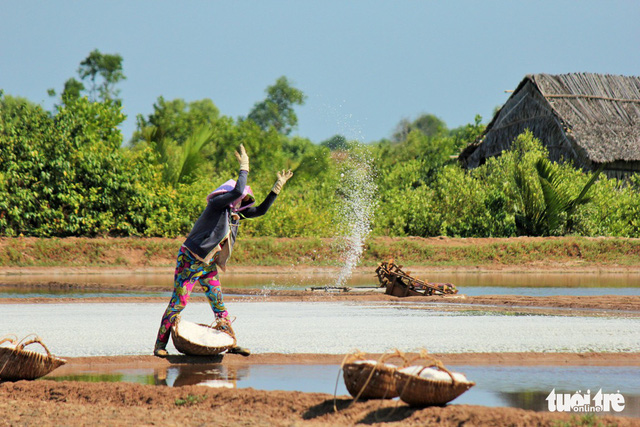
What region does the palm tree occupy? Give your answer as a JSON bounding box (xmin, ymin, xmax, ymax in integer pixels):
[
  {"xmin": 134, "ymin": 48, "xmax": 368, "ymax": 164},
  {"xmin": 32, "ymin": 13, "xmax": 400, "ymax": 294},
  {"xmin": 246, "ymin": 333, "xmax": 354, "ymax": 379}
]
[
  {"xmin": 514, "ymin": 158, "xmax": 602, "ymax": 236},
  {"xmin": 141, "ymin": 124, "xmax": 215, "ymax": 186}
]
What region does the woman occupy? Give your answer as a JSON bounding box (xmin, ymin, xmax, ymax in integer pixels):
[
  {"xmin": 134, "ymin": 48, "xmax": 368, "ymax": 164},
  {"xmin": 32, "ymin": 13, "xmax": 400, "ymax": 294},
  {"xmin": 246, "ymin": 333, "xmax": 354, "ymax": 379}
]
[{"xmin": 154, "ymin": 144, "xmax": 293, "ymax": 357}]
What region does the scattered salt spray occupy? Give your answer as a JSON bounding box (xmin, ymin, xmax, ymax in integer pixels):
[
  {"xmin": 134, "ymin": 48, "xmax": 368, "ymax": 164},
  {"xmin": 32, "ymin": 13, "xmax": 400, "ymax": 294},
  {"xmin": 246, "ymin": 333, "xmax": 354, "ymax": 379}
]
[{"xmin": 334, "ymin": 144, "xmax": 377, "ymax": 287}]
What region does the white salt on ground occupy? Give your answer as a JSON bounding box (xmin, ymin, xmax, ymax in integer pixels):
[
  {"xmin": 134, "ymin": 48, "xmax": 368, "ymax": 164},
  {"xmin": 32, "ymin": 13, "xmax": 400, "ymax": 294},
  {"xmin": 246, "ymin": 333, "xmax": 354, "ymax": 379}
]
[
  {"xmin": 399, "ymin": 366, "xmax": 471, "ymax": 384},
  {"xmin": 175, "ymin": 320, "xmax": 235, "ymax": 348},
  {"xmin": 5, "ymin": 302, "xmax": 640, "ymax": 356}
]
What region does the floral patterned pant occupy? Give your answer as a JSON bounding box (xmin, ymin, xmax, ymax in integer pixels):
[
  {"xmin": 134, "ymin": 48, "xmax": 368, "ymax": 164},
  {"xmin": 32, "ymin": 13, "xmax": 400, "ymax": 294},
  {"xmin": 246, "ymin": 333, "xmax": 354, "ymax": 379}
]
[{"xmin": 155, "ymin": 246, "xmax": 228, "ymax": 350}]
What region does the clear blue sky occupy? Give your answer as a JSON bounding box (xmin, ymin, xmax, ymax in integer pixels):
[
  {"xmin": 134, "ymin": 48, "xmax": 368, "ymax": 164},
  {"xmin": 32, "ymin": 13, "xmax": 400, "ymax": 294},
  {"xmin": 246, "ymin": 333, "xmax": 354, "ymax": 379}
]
[{"xmin": 2, "ymin": 1, "xmax": 639, "ymax": 143}]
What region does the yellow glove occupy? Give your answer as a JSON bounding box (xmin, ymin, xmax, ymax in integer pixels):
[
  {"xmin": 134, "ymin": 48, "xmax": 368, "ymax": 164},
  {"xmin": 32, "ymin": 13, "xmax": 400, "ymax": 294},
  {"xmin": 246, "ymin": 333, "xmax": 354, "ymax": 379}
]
[
  {"xmin": 234, "ymin": 144, "xmax": 250, "ymax": 172},
  {"xmin": 271, "ymin": 170, "xmax": 293, "ymax": 195}
]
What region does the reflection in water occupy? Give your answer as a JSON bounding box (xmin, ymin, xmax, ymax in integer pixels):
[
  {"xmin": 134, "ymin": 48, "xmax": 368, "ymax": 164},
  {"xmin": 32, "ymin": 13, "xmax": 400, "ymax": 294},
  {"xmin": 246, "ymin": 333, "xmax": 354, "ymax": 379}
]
[
  {"xmin": 0, "ymin": 273, "xmax": 174, "ymax": 288},
  {"xmin": 46, "ymin": 364, "xmax": 640, "ymax": 418},
  {"xmin": 458, "ymin": 286, "xmax": 640, "ymax": 297},
  {"xmin": 498, "ymin": 391, "xmax": 640, "ymax": 418},
  {"xmin": 52, "ymin": 373, "xmax": 127, "ymax": 383},
  {"xmin": 0, "ymin": 272, "xmax": 379, "ymax": 290},
  {"xmin": 2, "ymin": 271, "xmax": 640, "ymax": 291},
  {"xmin": 0, "ymin": 287, "xmax": 168, "ymax": 298},
  {"xmin": 428, "ymin": 272, "xmax": 640, "ymax": 288},
  {"xmin": 164, "ymin": 364, "xmax": 241, "ymax": 389},
  {"xmin": 452, "ymin": 365, "xmax": 640, "ymax": 418},
  {"xmin": 501, "ymin": 390, "xmax": 544, "ymax": 411},
  {"xmin": 48, "ymin": 364, "xmax": 347, "ymax": 394},
  {"xmin": 2, "ymin": 271, "xmax": 640, "ymax": 300}
]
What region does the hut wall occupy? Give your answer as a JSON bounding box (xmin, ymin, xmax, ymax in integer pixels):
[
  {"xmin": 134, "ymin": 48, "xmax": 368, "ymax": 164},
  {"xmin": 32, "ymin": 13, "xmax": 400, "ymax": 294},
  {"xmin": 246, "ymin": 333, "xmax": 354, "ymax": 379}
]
[
  {"xmin": 464, "ymin": 81, "xmax": 590, "ymax": 169},
  {"xmin": 601, "ymin": 160, "xmax": 640, "ymax": 180}
]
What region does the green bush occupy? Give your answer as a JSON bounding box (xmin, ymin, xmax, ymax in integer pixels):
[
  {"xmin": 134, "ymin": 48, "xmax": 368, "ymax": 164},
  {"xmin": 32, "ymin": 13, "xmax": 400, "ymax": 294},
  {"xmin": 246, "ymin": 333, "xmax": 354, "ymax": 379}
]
[{"xmin": 3, "ymin": 84, "xmax": 640, "ymax": 239}]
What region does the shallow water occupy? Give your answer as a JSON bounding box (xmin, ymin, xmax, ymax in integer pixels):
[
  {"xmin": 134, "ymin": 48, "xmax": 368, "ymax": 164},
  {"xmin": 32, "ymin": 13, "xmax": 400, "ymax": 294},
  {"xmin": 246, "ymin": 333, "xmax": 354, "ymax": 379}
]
[
  {"xmin": 3, "ymin": 302, "xmax": 639, "ymax": 357},
  {"xmin": 0, "ymin": 286, "xmax": 171, "ymax": 301},
  {"xmin": 2, "ymin": 286, "xmax": 640, "ymax": 299},
  {"xmin": 45, "ymin": 364, "xmax": 640, "ymax": 418},
  {"xmin": 3, "ymin": 286, "xmax": 640, "ymax": 299},
  {"xmin": 0, "ymin": 288, "xmax": 170, "ymax": 299},
  {"xmin": 1, "ymin": 271, "xmax": 639, "ymax": 298},
  {"xmin": 462, "ymin": 286, "xmax": 640, "ymax": 296},
  {"xmin": 3, "ymin": 271, "xmax": 640, "ymax": 288}
]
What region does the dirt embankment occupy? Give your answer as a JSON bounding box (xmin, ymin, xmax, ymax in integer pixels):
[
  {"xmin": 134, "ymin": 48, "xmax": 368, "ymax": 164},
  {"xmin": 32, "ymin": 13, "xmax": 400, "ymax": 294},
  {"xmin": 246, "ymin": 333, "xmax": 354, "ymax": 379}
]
[
  {"xmin": 3, "ymin": 236, "xmax": 640, "ymax": 271},
  {"xmin": 1, "ymin": 380, "xmax": 636, "ymax": 427}
]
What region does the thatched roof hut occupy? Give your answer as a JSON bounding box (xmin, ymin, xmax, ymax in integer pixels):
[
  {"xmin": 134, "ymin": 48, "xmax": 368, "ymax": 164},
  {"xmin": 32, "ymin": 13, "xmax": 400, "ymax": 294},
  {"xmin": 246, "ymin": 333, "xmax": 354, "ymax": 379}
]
[{"xmin": 459, "ymin": 73, "xmax": 640, "ymax": 178}]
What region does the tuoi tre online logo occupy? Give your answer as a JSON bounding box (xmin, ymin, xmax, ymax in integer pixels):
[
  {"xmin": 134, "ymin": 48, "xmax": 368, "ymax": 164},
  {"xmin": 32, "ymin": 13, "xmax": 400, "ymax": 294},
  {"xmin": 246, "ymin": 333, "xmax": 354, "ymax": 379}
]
[{"xmin": 546, "ymin": 389, "xmax": 625, "ymax": 413}]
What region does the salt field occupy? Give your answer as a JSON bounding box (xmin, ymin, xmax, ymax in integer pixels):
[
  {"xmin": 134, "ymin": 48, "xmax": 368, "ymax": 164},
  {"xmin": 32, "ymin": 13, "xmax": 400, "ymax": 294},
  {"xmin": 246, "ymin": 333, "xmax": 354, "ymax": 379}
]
[{"xmin": 3, "ymin": 301, "xmax": 640, "ymax": 357}]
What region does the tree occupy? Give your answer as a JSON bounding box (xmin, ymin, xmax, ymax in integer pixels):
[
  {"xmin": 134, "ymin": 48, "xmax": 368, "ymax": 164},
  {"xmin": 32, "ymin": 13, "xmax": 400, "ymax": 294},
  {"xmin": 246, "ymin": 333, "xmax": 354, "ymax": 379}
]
[
  {"xmin": 320, "ymin": 135, "xmax": 349, "ymax": 151},
  {"xmin": 391, "ymin": 118, "xmax": 412, "ymax": 143},
  {"xmin": 413, "ymin": 114, "xmax": 447, "ymax": 138},
  {"xmin": 0, "ymin": 93, "xmax": 152, "ymax": 236},
  {"xmin": 247, "ymin": 76, "xmax": 306, "ymax": 135},
  {"xmin": 534, "ymin": 158, "xmax": 602, "ymax": 235},
  {"xmin": 78, "ymin": 49, "xmax": 125, "ymax": 103},
  {"xmin": 132, "ymin": 97, "xmax": 220, "ymax": 146},
  {"xmin": 449, "ymin": 114, "xmax": 485, "ymax": 153},
  {"xmin": 513, "ymin": 154, "xmax": 602, "ymax": 236},
  {"xmin": 392, "ymin": 114, "xmax": 447, "ymax": 142},
  {"xmin": 61, "ymin": 78, "xmax": 85, "ymax": 102},
  {"xmin": 139, "ymin": 124, "xmax": 216, "ymax": 186},
  {"xmin": 49, "ymin": 49, "xmax": 125, "ymax": 105}
]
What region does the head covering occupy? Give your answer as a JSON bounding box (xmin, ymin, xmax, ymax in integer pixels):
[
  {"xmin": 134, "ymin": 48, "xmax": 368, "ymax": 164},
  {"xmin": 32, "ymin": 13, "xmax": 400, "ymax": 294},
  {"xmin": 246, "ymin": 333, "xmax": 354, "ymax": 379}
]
[{"xmin": 206, "ymin": 179, "xmax": 255, "ymax": 212}]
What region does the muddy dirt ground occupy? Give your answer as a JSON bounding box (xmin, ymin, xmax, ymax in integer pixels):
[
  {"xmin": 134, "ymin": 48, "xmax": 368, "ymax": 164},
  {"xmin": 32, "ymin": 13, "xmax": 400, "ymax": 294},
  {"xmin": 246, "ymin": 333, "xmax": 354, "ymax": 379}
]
[
  {"xmin": 2, "ymin": 378, "xmax": 638, "ymax": 427},
  {"xmin": 3, "ymin": 351, "xmax": 640, "ymax": 427}
]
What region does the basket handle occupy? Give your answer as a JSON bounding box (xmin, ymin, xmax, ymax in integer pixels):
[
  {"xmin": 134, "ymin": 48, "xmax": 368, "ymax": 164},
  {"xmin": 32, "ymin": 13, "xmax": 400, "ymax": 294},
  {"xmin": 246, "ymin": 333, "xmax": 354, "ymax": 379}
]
[
  {"xmin": 405, "ymin": 349, "xmax": 457, "ymax": 384},
  {"xmin": 0, "ymin": 334, "xmax": 18, "ymax": 346},
  {"xmin": 16, "ymin": 335, "xmax": 52, "ymax": 358},
  {"xmin": 340, "ymin": 349, "xmax": 368, "ymax": 368},
  {"xmin": 209, "ymin": 315, "xmax": 236, "ymax": 327},
  {"xmin": 379, "ymin": 348, "xmax": 408, "ymax": 366},
  {"xmin": 340, "ymin": 348, "xmax": 407, "ymax": 368},
  {"xmin": 213, "ymin": 317, "xmax": 236, "ymax": 339}
]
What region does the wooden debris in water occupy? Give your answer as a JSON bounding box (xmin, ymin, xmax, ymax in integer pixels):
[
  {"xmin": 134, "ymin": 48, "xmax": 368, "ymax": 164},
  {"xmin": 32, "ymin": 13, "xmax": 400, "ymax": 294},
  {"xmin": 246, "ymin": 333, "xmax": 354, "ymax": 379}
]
[{"xmin": 375, "ymin": 260, "xmax": 457, "ymax": 297}]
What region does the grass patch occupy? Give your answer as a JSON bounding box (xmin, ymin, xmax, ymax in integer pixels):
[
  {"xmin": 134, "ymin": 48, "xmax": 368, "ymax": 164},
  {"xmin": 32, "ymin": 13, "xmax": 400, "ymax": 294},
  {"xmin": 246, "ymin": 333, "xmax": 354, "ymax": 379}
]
[
  {"xmin": 175, "ymin": 394, "xmax": 207, "ymax": 407},
  {"xmin": 1, "ymin": 236, "xmax": 639, "ymax": 269},
  {"xmin": 4, "ymin": 246, "xmax": 24, "ymax": 264},
  {"xmin": 553, "ymin": 413, "xmax": 607, "ymax": 427}
]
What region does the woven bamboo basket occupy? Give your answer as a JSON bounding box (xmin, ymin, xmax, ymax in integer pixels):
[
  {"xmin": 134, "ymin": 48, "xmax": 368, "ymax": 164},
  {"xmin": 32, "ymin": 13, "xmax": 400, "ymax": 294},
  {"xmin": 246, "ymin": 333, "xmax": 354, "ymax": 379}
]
[
  {"xmin": 394, "ymin": 353, "xmax": 474, "ymax": 407},
  {"xmin": 342, "ymin": 350, "xmax": 406, "ymax": 400},
  {"xmin": 0, "ymin": 335, "xmax": 67, "ymax": 381},
  {"xmin": 171, "ymin": 316, "xmax": 237, "ymax": 356}
]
